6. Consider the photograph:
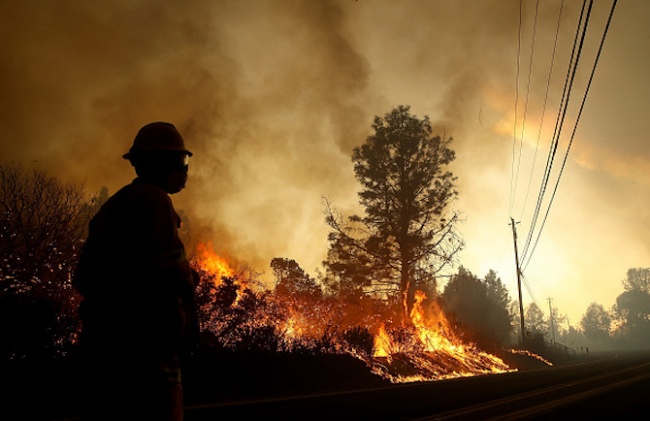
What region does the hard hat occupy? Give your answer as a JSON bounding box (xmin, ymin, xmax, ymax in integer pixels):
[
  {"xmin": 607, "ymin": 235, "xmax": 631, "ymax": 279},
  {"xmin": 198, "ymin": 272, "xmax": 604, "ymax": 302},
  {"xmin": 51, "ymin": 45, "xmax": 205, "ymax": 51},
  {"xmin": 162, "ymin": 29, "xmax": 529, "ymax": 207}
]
[{"xmin": 123, "ymin": 122, "xmax": 192, "ymax": 160}]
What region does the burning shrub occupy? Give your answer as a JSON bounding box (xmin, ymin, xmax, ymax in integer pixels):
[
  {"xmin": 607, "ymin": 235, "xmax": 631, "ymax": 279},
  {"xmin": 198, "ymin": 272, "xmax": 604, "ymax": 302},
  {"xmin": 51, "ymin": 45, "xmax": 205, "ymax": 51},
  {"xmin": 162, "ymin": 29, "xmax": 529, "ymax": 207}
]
[
  {"xmin": 191, "ymin": 243, "xmax": 514, "ymax": 383},
  {"xmin": 196, "ymin": 275, "xmax": 284, "ymax": 352},
  {"xmin": 342, "ymin": 326, "xmax": 374, "ymax": 358},
  {"xmin": 235, "ymin": 325, "xmax": 283, "ymax": 353}
]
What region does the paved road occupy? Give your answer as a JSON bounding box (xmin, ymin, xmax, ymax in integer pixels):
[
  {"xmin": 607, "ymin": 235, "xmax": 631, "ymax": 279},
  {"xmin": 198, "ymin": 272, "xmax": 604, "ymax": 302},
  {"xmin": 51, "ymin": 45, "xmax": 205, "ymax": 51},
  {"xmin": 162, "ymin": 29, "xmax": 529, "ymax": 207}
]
[{"xmin": 184, "ymin": 351, "xmax": 650, "ymax": 421}]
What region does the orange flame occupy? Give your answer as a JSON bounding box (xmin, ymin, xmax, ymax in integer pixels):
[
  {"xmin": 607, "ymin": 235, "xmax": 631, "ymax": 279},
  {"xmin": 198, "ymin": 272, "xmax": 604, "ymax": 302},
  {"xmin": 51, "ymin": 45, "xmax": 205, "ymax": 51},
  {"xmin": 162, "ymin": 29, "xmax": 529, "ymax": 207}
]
[
  {"xmin": 410, "ymin": 290, "xmax": 465, "ymax": 353},
  {"xmin": 193, "ymin": 243, "xmax": 515, "ymax": 383},
  {"xmin": 370, "ymin": 290, "xmax": 513, "ymax": 382},
  {"xmin": 373, "ymin": 325, "xmax": 393, "ymax": 360},
  {"xmin": 509, "ymin": 349, "xmax": 553, "ymax": 366},
  {"xmin": 195, "ymin": 241, "xmax": 234, "ymax": 284}
]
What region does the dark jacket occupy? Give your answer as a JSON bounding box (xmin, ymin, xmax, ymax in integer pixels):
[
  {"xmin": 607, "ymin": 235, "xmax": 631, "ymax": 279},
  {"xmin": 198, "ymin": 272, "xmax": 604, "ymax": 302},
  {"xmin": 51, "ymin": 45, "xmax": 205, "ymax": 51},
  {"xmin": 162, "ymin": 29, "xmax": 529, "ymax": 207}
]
[{"xmin": 73, "ymin": 178, "xmax": 198, "ymax": 361}]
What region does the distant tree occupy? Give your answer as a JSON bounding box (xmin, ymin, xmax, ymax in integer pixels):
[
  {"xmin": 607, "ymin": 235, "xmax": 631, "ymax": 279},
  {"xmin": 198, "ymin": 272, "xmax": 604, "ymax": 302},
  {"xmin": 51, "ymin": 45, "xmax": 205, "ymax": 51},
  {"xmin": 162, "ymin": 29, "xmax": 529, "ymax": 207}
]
[
  {"xmin": 560, "ymin": 324, "xmax": 587, "ymax": 352},
  {"xmin": 525, "ymin": 302, "xmax": 548, "ymax": 342},
  {"xmin": 509, "ymin": 300, "xmax": 523, "ymax": 344},
  {"xmin": 271, "ymin": 257, "xmax": 322, "ymax": 300},
  {"xmin": 324, "ymin": 105, "xmax": 463, "ymax": 320},
  {"xmin": 623, "ymin": 268, "xmax": 650, "ymax": 293},
  {"xmin": 614, "ymin": 290, "xmax": 650, "ymax": 348},
  {"xmin": 580, "ymin": 302, "xmax": 611, "ymax": 349},
  {"xmin": 484, "ymin": 269, "xmax": 511, "ymax": 312},
  {"xmin": 0, "ymin": 163, "xmax": 87, "ymax": 358},
  {"xmin": 441, "ymin": 267, "xmax": 512, "ymax": 349},
  {"xmin": 612, "ymin": 268, "xmax": 650, "ymax": 349},
  {"xmin": 616, "ymin": 290, "xmax": 650, "ymax": 320}
]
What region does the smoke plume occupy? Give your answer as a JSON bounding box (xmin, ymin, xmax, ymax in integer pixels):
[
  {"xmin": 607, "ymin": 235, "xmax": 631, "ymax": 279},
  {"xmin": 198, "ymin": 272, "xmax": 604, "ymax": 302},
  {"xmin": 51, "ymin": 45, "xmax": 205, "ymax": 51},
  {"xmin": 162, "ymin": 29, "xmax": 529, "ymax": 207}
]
[{"xmin": 1, "ymin": 0, "xmax": 648, "ymax": 321}]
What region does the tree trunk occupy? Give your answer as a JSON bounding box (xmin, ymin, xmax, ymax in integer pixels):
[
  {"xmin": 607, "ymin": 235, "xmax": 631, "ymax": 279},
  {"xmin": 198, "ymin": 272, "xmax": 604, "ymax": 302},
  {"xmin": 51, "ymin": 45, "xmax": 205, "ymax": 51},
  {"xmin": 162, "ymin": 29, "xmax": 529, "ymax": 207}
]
[
  {"xmin": 400, "ymin": 265, "xmax": 410, "ymax": 322},
  {"xmin": 400, "ymin": 251, "xmax": 414, "ymax": 323}
]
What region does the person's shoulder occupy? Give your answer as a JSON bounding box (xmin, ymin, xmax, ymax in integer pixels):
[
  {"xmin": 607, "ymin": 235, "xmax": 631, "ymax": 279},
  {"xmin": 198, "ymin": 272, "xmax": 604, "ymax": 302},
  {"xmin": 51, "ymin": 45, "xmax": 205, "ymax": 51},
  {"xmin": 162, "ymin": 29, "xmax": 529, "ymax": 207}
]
[
  {"xmin": 127, "ymin": 179, "xmax": 167, "ymax": 197},
  {"xmin": 126, "ymin": 179, "xmax": 172, "ymax": 206}
]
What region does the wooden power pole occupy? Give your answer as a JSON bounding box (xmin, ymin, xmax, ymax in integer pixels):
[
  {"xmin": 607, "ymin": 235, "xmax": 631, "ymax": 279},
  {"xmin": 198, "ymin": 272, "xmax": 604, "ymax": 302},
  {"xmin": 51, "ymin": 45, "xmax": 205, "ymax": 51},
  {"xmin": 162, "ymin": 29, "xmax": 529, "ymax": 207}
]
[
  {"xmin": 548, "ymin": 297, "xmax": 556, "ymax": 345},
  {"xmin": 510, "ymin": 217, "xmax": 526, "ymax": 345}
]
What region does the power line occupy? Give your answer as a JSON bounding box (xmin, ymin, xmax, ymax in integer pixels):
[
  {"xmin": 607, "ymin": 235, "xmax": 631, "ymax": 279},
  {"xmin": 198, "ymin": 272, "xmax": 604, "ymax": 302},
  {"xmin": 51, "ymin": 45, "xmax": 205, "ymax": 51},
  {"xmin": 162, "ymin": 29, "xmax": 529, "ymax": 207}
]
[
  {"xmin": 522, "ymin": 0, "xmax": 618, "ymax": 271},
  {"xmin": 521, "ymin": 272, "xmax": 540, "ymax": 309},
  {"xmin": 521, "ymin": 0, "xmax": 589, "ymax": 261},
  {"xmin": 521, "ymin": 0, "xmax": 592, "ymax": 263},
  {"xmin": 523, "ymin": 258, "xmax": 551, "ymax": 313},
  {"xmin": 508, "ymin": 0, "xmax": 618, "ymax": 319},
  {"xmin": 519, "ymin": 0, "xmax": 565, "ymax": 222},
  {"xmin": 509, "ymin": 0, "xmax": 525, "ymax": 216},
  {"xmin": 513, "ymin": 0, "xmax": 541, "ymax": 220}
]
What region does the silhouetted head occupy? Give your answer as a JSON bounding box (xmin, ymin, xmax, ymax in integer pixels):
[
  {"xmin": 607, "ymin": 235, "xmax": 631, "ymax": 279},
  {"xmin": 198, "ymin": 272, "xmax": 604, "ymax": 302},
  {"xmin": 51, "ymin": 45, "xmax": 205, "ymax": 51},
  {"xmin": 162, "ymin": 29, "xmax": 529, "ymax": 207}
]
[{"xmin": 124, "ymin": 122, "xmax": 192, "ymax": 194}]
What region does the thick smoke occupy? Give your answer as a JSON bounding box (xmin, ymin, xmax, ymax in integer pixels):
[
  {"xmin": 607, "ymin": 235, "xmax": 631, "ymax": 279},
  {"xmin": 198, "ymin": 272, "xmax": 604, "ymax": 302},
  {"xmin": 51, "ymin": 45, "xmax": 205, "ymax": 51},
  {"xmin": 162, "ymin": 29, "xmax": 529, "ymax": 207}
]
[
  {"xmin": 1, "ymin": 0, "xmax": 648, "ymax": 320},
  {"xmin": 0, "ymin": 0, "xmax": 374, "ymax": 276}
]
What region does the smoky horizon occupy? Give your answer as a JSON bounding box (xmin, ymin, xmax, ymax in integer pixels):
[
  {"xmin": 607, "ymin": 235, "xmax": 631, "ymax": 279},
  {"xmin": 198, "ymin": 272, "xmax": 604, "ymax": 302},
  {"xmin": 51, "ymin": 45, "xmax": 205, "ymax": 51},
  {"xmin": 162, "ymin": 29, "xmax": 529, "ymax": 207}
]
[{"xmin": 1, "ymin": 0, "xmax": 649, "ymax": 326}]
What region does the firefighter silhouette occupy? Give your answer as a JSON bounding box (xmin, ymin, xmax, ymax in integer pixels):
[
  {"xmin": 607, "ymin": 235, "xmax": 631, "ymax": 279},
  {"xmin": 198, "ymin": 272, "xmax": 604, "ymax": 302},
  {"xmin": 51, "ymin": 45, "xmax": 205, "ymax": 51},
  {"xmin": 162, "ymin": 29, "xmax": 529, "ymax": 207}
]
[{"xmin": 73, "ymin": 122, "xmax": 199, "ymax": 421}]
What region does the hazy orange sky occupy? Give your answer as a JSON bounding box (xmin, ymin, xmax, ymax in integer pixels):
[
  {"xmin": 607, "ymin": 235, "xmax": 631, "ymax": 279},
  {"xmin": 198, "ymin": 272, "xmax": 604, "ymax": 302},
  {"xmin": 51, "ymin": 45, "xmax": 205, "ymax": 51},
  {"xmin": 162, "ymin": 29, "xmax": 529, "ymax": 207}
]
[{"xmin": 1, "ymin": 0, "xmax": 648, "ymax": 326}]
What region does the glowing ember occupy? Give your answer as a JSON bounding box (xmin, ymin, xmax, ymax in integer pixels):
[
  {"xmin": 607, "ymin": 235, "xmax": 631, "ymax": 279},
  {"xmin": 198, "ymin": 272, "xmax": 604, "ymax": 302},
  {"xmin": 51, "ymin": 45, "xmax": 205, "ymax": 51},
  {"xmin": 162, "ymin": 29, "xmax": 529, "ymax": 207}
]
[
  {"xmin": 271, "ymin": 295, "xmax": 338, "ymax": 349},
  {"xmin": 509, "ymin": 349, "xmax": 554, "ymax": 366}
]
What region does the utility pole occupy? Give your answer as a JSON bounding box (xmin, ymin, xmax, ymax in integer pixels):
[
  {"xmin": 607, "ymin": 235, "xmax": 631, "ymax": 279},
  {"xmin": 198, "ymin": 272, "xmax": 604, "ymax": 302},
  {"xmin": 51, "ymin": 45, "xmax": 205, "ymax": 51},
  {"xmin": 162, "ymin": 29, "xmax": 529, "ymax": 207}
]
[
  {"xmin": 510, "ymin": 217, "xmax": 525, "ymax": 345},
  {"xmin": 548, "ymin": 297, "xmax": 556, "ymax": 345}
]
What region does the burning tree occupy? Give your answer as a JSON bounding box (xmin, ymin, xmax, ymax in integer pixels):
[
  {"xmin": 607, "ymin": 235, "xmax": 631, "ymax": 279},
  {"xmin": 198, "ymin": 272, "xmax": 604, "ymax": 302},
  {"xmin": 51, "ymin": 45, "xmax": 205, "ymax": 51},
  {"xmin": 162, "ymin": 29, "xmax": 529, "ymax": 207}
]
[{"xmin": 324, "ymin": 105, "xmax": 463, "ymax": 319}]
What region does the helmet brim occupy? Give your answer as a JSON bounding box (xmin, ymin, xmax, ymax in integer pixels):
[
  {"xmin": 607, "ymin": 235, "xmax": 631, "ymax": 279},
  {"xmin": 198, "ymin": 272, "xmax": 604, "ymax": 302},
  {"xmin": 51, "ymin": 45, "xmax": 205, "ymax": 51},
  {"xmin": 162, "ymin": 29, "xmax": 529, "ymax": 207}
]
[{"xmin": 122, "ymin": 149, "xmax": 193, "ymax": 160}]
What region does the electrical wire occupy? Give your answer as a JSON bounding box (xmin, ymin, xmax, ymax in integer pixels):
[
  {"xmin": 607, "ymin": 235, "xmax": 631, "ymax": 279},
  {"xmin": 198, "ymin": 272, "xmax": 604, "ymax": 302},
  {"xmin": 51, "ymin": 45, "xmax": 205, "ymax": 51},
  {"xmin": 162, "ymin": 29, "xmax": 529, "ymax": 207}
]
[
  {"xmin": 522, "ymin": 0, "xmax": 618, "ymax": 271},
  {"xmin": 519, "ymin": 0, "xmax": 565, "ymax": 222},
  {"xmin": 513, "ymin": 0, "xmax": 541, "ymax": 222},
  {"xmin": 521, "ymin": 0, "xmax": 589, "ymax": 261},
  {"xmin": 526, "ymin": 258, "xmax": 551, "ymax": 311},
  {"xmin": 521, "ymin": 0, "xmax": 591, "ymax": 263},
  {"xmin": 509, "ymin": 0, "xmax": 525, "ymax": 216},
  {"xmin": 521, "ymin": 272, "xmax": 540, "ymax": 310}
]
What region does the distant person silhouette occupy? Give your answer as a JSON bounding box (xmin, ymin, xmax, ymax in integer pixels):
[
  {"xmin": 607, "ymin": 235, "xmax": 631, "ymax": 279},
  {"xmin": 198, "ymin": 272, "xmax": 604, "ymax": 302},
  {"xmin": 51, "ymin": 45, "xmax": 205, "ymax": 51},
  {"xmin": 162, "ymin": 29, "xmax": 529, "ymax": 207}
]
[{"xmin": 73, "ymin": 122, "xmax": 199, "ymax": 421}]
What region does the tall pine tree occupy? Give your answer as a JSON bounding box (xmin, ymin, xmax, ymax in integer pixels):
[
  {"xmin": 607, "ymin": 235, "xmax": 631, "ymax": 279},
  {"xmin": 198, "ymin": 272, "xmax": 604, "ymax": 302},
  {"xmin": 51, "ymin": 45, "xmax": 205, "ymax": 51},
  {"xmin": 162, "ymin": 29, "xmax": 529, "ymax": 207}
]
[{"xmin": 324, "ymin": 105, "xmax": 462, "ymax": 319}]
